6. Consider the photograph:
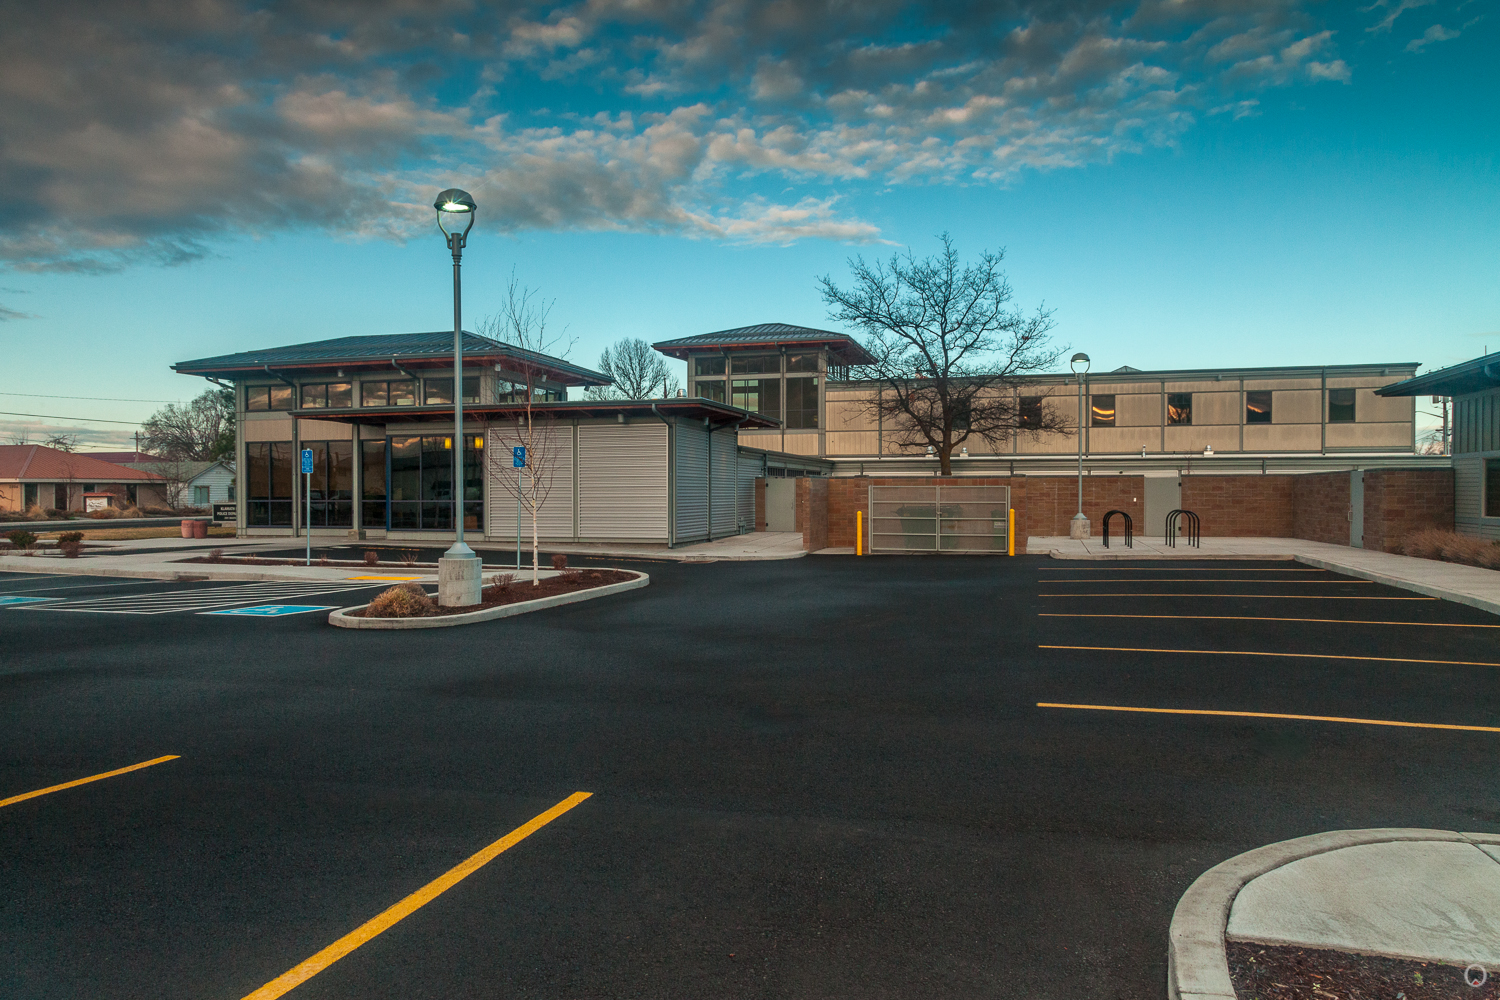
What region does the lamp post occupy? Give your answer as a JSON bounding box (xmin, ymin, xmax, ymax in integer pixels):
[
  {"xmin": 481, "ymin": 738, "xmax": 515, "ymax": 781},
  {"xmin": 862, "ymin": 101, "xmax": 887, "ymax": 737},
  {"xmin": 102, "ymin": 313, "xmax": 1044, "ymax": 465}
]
[
  {"xmin": 1070, "ymin": 352, "xmax": 1091, "ymax": 540},
  {"xmin": 435, "ymin": 188, "xmax": 481, "ymax": 607}
]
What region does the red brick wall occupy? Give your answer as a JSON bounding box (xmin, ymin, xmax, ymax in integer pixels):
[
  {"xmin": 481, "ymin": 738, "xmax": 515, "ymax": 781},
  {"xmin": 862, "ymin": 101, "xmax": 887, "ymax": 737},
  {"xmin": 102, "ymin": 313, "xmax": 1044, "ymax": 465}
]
[
  {"xmin": 1179, "ymin": 476, "xmax": 1295, "ymax": 537},
  {"xmin": 1362, "ymin": 468, "xmax": 1454, "ymax": 552},
  {"xmin": 754, "ymin": 478, "xmax": 767, "ymax": 531},
  {"xmin": 1291, "ymin": 472, "xmax": 1350, "ymax": 545}
]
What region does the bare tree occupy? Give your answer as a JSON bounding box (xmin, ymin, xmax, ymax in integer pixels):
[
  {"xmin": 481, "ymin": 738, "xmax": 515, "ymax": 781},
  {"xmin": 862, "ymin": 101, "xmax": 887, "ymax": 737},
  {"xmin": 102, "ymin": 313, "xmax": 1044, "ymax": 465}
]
[
  {"xmin": 477, "ymin": 276, "xmax": 574, "ymax": 586},
  {"xmin": 5, "ymin": 431, "xmax": 76, "ymax": 450},
  {"xmin": 586, "ymin": 337, "xmax": 678, "ymax": 399},
  {"xmin": 820, "ymin": 233, "xmax": 1067, "ymax": 475},
  {"xmin": 140, "ymin": 387, "xmax": 234, "ymax": 461}
]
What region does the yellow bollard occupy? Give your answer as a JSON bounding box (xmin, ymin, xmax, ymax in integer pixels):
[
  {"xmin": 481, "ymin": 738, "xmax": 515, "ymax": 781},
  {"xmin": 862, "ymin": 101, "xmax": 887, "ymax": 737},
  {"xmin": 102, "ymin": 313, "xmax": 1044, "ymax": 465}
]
[
  {"xmin": 1007, "ymin": 508, "xmax": 1015, "ymax": 556},
  {"xmin": 856, "ymin": 510, "xmax": 863, "ymax": 556}
]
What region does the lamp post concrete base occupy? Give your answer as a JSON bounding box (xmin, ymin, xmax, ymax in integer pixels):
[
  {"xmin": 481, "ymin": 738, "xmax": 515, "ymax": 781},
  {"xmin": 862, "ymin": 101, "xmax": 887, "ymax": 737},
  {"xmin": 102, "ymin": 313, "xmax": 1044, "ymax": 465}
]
[
  {"xmin": 1069, "ymin": 513, "xmax": 1091, "ymax": 539},
  {"xmin": 438, "ymin": 552, "xmax": 483, "ymax": 607}
]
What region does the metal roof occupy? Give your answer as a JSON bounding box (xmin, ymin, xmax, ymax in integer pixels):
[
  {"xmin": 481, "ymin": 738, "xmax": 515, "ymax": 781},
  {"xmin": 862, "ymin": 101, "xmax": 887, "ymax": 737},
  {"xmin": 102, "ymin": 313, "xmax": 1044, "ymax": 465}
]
[
  {"xmin": 1376, "ymin": 352, "xmax": 1500, "ymax": 398},
  {"xmin": 173, "ymin": 332, "xmax": 611, "ymax": 386},
  {"xmin": 653, "ymin": 323, "xmax": 875, "ymax": 364}
]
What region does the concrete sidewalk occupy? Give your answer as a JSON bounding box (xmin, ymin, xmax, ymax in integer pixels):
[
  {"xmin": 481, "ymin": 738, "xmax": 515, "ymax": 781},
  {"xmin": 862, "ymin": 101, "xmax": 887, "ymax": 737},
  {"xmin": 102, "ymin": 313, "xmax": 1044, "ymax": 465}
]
[
  {"xmin": 1032, "ymin": 535, "xmax": 1500, "ymax": 617},
  {"xmin": 1169, "ymin": 829, "xmax": 1500, "ymax": 999}
]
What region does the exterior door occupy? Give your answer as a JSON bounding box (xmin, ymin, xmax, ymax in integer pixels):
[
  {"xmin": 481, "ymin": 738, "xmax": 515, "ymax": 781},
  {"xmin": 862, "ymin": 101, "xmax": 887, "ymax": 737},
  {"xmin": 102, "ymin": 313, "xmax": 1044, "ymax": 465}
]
[
  {"xmin": 1350, "ymin": 470, "xmax": 1364, "ymax": 548},
  {"xmin": 1144, "ymin": 476, "xmax": 1181, "ymax": 539},
  {"xmin": 765, "ymin": 478, "xmax": 796, "ymax": 532}
]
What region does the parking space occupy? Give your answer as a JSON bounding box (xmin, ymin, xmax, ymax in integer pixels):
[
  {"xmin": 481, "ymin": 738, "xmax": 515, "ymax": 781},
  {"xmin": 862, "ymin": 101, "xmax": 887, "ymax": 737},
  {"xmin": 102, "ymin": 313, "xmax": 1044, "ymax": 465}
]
[
  {"xmin": 0, "ymin": 572, "xmax": 395, "ymax": 617},
  {"xmin": 2, "ymin": 556, "xmax": 1497, "ymax": 999}
]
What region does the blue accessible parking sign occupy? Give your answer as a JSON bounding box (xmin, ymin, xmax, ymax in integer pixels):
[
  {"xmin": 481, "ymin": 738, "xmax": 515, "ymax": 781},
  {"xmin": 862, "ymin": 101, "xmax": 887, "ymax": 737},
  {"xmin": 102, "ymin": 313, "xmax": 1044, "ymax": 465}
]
[
  {"xmin": 513, "ymin": 446, "xmax": 526, "ymax": 468},
  {"xmin": 301, "ymin": 449, "xmax": 314, "ymax": 474}
]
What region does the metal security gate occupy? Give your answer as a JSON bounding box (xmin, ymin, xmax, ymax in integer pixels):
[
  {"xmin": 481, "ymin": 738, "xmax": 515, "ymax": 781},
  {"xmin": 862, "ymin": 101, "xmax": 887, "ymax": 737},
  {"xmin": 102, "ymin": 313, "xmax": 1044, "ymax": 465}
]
[{"xmin": 868, "ymin": 484, "xmax": 1011, "ymax": 553}]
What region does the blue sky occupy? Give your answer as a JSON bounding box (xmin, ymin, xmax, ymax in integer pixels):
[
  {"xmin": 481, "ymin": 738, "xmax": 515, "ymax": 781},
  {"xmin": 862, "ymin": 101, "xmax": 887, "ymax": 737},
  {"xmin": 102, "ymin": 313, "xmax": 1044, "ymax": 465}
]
[{"xmin": 0, "ymin": 0, "xmax": 1494, "ymax": 449}]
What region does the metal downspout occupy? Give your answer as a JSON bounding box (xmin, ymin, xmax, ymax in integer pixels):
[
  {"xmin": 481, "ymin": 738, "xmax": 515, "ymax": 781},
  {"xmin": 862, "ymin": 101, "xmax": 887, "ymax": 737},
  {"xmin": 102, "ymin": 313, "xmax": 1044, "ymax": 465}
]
[{"xmin": 651, "ymin": 404, "xmax": 676, "ymax": 547}]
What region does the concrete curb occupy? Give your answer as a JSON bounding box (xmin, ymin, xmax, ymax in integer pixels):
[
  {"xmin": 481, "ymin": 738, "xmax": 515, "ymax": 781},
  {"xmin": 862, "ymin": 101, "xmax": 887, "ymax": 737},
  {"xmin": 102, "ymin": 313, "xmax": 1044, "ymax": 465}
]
[
  {"xmin": 1046, "ymin": 549, "xmax": 1296, "ymax": 562},
  {"xmin": 327, "ymin": 569, "xmax": 650, "ymax": 629},
  {"xmin": 1292, "ymin": 554, "xmax": 1500, "ymax": 618},
  {"xmin": 0, "ymin": 555, "xmax": 429, "ymax": 586},
  {"xmin": 1166, "ymin": 828, "xmax": 1500, "ymax": 1000},
  {"xmin": 2, "ymin": 517, "xmax": 208, "ymax": 533}
]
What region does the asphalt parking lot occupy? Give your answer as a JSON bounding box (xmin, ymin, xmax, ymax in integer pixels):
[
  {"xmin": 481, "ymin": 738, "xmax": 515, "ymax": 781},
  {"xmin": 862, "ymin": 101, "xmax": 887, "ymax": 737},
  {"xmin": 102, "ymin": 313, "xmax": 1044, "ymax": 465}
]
[{"xmin": 2, "ymin": 557, "xmax": 1498, "ymax": 999}]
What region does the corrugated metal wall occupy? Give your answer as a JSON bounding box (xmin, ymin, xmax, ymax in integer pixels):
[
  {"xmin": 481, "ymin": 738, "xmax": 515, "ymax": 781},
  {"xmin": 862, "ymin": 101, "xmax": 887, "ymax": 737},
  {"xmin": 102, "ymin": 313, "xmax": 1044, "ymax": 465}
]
[
  {"xmin": 675, "ymin": 420, "xmax": 709, "ymax": 543},
  {"xmin": 736, "ymin": 447, "xmax": 763, "ymax": 533},
  {"xmin": 486, "ymin": 421, "xmax": 576, "ymax": 540},
  {"xmin": 578, "ymin": 423, "xmax": 669, "ymax": 540},
  {"xmin": 710, "ymin": 429, "xmax": 739, "ymax": 537}
]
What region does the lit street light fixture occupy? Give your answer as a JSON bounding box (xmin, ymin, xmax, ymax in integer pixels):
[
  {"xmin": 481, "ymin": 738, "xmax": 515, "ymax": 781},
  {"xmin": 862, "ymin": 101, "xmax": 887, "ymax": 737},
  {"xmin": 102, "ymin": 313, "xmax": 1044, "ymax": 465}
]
[
  {"xmin": 1070, "ymin": 351, "xmax": 1091, "ymax": 540},
  {"xmin": 435, "ymin": 188, "xmax": 481, "ymax": 606}
]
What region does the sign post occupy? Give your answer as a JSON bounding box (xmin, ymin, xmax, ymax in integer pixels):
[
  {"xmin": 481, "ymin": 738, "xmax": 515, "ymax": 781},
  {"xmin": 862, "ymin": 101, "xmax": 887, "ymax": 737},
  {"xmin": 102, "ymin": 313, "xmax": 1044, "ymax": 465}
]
[
  {"xmin": 302, "ymin": 448, "xmax": 314, "ymax": 566},
  {"xmin": 513, "ymin": 446, "xmax": 526, "ymax": 570}
]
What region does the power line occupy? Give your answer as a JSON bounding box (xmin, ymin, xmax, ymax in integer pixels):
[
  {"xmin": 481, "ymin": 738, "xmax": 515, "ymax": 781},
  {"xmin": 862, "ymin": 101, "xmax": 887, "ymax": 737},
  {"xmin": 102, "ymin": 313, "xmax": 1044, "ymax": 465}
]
[
  {"xmin": 0, "ymin": 391, "xmax": 184, "ymax": 403},
  {"xmin": 0, "ymin": 410, "xmax": 144, "ymax": 426}
]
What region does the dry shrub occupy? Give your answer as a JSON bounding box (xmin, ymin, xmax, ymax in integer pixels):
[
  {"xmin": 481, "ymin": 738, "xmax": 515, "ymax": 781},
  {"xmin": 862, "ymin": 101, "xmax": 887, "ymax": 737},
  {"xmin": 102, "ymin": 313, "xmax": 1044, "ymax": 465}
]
[
  {"xmin": 1397, "ymin": 529, "xmax": 1500, "ymax": 570},
  {"xmin": 398, "ymin": 550, "xmax": 419, "ymax": 566},
  {"xmin": 364, "ymin": 582, "xmax": 437, "ymax": 618},
  {"xmin": 59, "ymin": 540, "xmax": 83, "ymax": 558},
  {"xmin": 317, "ymin": 556, "xmax": 331, "ymax": 567},
  {"xmin": 24, "ymin": 505, "xmax": 49, "ymax": 521},
  {"xmin": 6, "ymin": 529, "xmax": 38, "ymax": 549},
  {"xmin": 86, "ymin": 507, "xmax": 123, "ymax": 519},
  {"xmin": 481, "ymin": 572, "xmax": 515, "ymax": 601},
  {"xmin": 207, "ymin": 547, "xmax": 225, "ymax": 563},
  {"xmin": 122, "ymin": 506, "xmax": 144, "ymax": 518},
  {"xmin": 363, "ymin": 549, "xmax": 379, "ymax": 566},
  {"xmin": 551, "ymin": 553, "xmax": 568, "ymax": 570}
]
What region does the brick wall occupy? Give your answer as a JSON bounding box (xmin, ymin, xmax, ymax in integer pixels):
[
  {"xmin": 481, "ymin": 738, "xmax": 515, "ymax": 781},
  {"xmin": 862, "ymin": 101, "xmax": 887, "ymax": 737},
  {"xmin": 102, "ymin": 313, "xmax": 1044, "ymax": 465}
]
[
  {"xmin": 754, "ymin": 478, "xmax": 767, "ymax": 531},
  {"xmin": 1180, "ymin": 476, "xmax": 1295, "ymax": 537},
  {"xmin": 1291, "ymin": 472, "xmax": 1350, "ymax": 545},
  {"xmin": 826, "ymin": 477, "xmax": 869, "ymax": 548},
  {"xmin": 1362, "ymin": 468, "xmax": 1454, "ymax": 552}
]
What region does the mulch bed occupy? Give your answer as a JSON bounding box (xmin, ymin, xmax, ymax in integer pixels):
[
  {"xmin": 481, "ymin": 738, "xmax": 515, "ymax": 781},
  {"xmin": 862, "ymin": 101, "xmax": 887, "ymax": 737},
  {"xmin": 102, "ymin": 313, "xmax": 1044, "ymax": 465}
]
[
  {"xmin": 183, "ymin": 556, "xmax": 429, "ymax": 568},
  {"xmin": 349, "ymin": 569, "xmax": 635, "ymax": 618},
  {"xmin": 1228, "ymin": 941, "xmax": 1494, "ymax": 999}
]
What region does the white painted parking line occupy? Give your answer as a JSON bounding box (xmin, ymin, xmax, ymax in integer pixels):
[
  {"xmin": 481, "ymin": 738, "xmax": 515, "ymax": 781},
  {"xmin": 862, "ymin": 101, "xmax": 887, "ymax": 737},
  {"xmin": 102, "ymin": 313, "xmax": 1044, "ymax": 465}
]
[
  {"xmin": 16, "ymin": 581, "xmax": 381, "ymax": 615},
  {"xmin": 201, "ymin": 605, "xmax": 337, "ymax": 617}
]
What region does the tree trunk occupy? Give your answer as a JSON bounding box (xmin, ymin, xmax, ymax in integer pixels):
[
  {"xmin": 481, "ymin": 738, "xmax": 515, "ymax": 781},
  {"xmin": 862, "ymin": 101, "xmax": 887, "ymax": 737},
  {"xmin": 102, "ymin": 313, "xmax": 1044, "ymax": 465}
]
[{"xmin": 938, "ymin": 444, "xmax": 953, "ymax": 476}]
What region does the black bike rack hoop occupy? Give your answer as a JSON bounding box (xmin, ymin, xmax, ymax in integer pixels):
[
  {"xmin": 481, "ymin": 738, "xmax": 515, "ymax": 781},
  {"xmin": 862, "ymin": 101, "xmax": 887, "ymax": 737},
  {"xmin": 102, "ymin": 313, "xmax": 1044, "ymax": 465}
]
[
  {"xmin": 1165, "ymin": 509, "xmax": 1201, "ymax": 548},
  {"xmin": 1102, "ymin": 509, "xmax": 1133, "ymax": 548}
]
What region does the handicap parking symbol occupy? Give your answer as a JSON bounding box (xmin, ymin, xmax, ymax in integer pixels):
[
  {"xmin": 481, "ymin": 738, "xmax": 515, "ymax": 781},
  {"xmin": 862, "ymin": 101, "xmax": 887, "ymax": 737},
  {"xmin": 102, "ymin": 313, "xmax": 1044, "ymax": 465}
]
[
  {"xmin": 0, "ymin": 596, "xmax": 60, "ymax": 607},
  {"xmin": 201, "ymin": 605, "xmax": 335, "ymax": 617}
]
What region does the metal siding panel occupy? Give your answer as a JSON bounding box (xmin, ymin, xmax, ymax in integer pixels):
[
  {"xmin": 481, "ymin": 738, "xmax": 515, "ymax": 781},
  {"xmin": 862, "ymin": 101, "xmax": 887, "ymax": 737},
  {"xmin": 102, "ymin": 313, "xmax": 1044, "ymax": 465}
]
[
  {"xmin": 711, "ymin": 430, "xmax": 738, "ymax": 537},
  {"xmin": 736, "ymin": 447, "xmax": 759, "ymax": 533},
  {"xmin": 578, "ymin": 423, "xmax": 669, "ymax": 540},
  {"xmin": 485, "ymin": 421, "xmax": 576, "ymax": 540},
  {"xmin": 675, "ymin": 421, "xmax": 709, "ymax": 542}
]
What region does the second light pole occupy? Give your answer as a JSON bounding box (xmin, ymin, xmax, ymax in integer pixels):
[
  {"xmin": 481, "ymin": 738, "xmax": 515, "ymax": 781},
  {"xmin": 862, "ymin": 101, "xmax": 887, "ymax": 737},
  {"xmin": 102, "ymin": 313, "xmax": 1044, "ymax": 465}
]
[
  {"xmin": 435, "ymin": 188, "xmax": 482, "ymax": 606},
  {"xmin": 1070, "ymin": 351, "xmax": 1091, "ymax": 539}
]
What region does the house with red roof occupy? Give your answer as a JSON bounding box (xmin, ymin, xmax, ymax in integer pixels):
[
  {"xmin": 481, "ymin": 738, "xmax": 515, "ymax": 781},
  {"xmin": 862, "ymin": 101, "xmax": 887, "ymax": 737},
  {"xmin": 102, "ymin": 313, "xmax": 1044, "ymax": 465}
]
[{"xmin": 0, "ymin": 446, "xmax": 170, "ymax": 514}]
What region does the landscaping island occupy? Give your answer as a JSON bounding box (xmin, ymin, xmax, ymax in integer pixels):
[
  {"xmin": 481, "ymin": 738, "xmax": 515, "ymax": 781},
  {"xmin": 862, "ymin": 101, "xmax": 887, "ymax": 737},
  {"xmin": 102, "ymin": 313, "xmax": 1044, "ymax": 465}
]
[{"xmin": 329, "ymin": 568, "xmax": 649, "ymax": 629}]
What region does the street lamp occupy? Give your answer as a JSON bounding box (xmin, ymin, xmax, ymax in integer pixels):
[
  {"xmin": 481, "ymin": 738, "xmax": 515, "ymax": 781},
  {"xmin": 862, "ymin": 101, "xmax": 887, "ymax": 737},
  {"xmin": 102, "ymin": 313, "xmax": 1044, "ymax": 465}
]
[
  {"xmin": 435, "ymin": 188, "xmax": 481, "ymax": 607},
  {"xmin": 1070, "ymin": 352, "xmax": 1091, "ymax": 540}
]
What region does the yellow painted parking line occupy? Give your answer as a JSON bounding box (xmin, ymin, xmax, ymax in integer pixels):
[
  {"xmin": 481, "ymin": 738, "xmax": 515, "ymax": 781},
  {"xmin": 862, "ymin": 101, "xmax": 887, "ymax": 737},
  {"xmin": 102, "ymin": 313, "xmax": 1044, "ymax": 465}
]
[
  {"xmin": 1039, "ymin": 613, "xmax": 1500, "ymax": 628},
  {"xmin": 1039, "ymin": 644, "xmax": 1500, "ymax": 668},
  {"xmin": 1041, "ymin": 578, "xmax": 1371, "ymax": 584},
  {"xmin": 240, "ymin": 791, "xmax": 591, "ymax": 1000},
  {"xmin": 345, "ymin": 575, "xmax": 424, "ymax": 581},
  {"xmin": 0, "ymin": 755, "xmax": 179, "ymax": 810},
  {"xmin": 1038, "ymin": 593, "xmax": 1433, "ymax": 600},
  {"xmin": 1037, "ymin": 702, "xmax": 1500, "ymax": 734}
]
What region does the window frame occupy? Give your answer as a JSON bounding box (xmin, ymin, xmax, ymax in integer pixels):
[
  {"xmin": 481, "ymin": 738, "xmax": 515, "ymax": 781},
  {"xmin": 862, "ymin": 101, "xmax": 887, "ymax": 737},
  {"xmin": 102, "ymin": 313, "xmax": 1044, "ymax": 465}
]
[
  {"xmin": 1090, "ymin": 394, "xmax": 1116, "ymax": 428},
  {"xmin": 731, "ymin": 354, "xmax": 780, "ymax": 375},
  {"xmin": 1328, "ymin": 388, "xmax": 1356, "ymax": 423},
  {"xmin": 784, "ymin": 376, "xmax": 819, "ymax": 430},
  {"xmin": 1167, "ymin": 392, "xmax": 1192, "ymax": 426},
  {"xmin": 1485, "ymin": 458, "xmax": 1500, "ymax": 519},
  {"xmin": 693, "ymin": 355, "xmax": 726, "ymax": 377},
  {"xmin": 1246, "ymin": 390, "xmax": 1273, "ymax": 424},
  {"xmin": 1018, "ymin": 395, "xmax": 1043, "ymax": 430}
]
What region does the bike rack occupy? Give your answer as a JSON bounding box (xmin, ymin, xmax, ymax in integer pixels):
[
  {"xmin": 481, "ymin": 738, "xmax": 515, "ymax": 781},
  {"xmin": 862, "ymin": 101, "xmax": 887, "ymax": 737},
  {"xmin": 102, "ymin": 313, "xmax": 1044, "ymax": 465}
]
[
  {"xmin": 1165, "ymin": 509, "xmax": 1200, "ymax": 548},
  {"xmin": 1102, "ymin": 509, "xmax": 1133, "ymax": 548}
]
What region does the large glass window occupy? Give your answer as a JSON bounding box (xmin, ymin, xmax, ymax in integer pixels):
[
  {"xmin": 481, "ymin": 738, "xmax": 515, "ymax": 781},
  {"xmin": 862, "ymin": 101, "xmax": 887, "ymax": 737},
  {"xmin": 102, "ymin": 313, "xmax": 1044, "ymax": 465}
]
[
  {"xmin": 360, "ymin": 380, "xmax": 416, "ymax": 407},
  {"xmin": 1091, "ymin": 394, "xmax": 1116, "ymax": 427},
  {"xmin": 423, "ymin": 377, "xmax": 479, "ymax": 405},
  {"xmin": 786, "ymin": 352, "xmax": 820, "ymax": 373},
  {"xmin": 1246, "ymin": 390, "xmax": 1272, "ymax": 424},
  {"xmin": 785, "ymin": 377, "xmax": 819, "ymax": 429},
  {"xmin": 246, "ymin": 442, "xmax": 294, "ymax": 525},
  {"xmin": 302, "ymin": 440, "xmax": 353, "ymax": 527},
  {"xmin": 732, "ymin": 378, "xmax": 781, "ymax": 420},
  {"xmin": 1328, "ymin": 388, "xmax": 1356, "ymax": 422},
  {"xmin": 693, "ymin": 355, "xmax": 726, "ymax": 377},
  {"xmin": 1019, "ymin": 396, "xmax": 1043, "ymax": 429},
  {"xmin": 300, "ymin": 383, "xmax": 353, "ymax": 408},
  {"xmin": 1168, "ymin": 393, "xmax": 1192, "ymax": 425},
  {"xmin": 695, "ymin": 379, "xmax": 726, "ymax": 403},
  {"xmin": 387, "ymin": 434, "xmax": 483, "ymax": 530},
  {"xmin": 732, "ymin": 354, "xmax": 779, "ymax": 375},
  {"xmin": 361, "ymin": 440, "xmax": 386, "ymax": 528},
  {"xmin": 246, "ymin": 386, "xmax": 294, "ymax": 411},
  {"xmin": 1487, "ymin": 459, "xmax": 1500, "ymax": 518}
]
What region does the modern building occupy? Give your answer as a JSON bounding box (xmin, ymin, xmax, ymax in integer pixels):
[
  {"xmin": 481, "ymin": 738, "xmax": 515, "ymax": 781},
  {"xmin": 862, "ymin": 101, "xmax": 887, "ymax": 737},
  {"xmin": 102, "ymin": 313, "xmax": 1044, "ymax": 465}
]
[
  {"xmin": 172, "ymin": 331, "xmax": 785, "ymax": 544},
  {"xmin": 1378, "ymin": 350, "xmax": 1500, "ymax": 541},
  {"xmin": 0, "ymin": 446, "xmax": 169, "ymax": 513},
  {"xmin": 656, "ymin": 324, "xmax": 1426, "ymax": 471}
]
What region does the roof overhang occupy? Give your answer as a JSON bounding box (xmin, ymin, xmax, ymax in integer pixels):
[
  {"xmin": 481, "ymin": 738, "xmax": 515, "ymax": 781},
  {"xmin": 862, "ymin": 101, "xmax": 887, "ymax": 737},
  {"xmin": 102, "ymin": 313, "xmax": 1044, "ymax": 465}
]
[
  {"xmin": 1376, "ymin": 354, "xmax": 1500, "ymax": 398},
  {"xmin": 289, "ymin": 398, "xmax": 779, "ymax": 429},
  {"xmin": 653, "ymin": 336, "xmax": 875, "ymax": 366}
]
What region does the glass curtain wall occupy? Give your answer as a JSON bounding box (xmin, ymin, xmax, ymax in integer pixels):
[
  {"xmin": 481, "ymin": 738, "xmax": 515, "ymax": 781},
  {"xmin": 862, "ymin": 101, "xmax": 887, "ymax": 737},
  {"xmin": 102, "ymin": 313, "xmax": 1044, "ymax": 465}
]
[
  {"xmin": 388, "ymin": 434, "xmax": 483, "ymax": 530},
  {"xmin": 301, "ymin": 441, "xmax": 353, "ymax": 526},
  {"xmin": 361, "ymin": 440, "xmax": 386, "ymax": 528},
  {"xmin": 246, "ymin": 442, "xmax": 294, "ymax": 525}
]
